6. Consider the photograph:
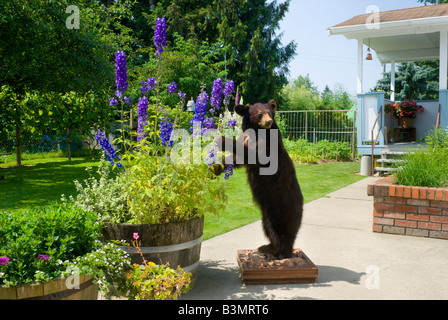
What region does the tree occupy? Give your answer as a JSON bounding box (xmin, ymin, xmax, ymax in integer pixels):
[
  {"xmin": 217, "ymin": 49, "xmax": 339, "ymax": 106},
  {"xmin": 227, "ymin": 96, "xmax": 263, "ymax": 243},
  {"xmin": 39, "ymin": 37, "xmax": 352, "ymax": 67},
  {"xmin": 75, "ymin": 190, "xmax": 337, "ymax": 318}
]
[
  {"xmin": 0, "ymin": 0, "xmax": 134, "ymax": 165},
  {"xmin": 282, "ymin": 75, "xmax": 355, "ymax": 111},
  {"xmin": 132, "ymin": 0, "xmax": 297, "ymax": 106},
  {"xmin": 375, "ymin": 62, "xmax": 438, "ymax": 101}
]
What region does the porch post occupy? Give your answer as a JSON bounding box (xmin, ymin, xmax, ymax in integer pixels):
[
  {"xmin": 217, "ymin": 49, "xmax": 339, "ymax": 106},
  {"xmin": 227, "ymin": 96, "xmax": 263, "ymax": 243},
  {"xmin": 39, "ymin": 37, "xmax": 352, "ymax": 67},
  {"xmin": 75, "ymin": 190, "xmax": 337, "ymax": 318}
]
[
  {"xmin": 439, "ymin": 30, "xmax": 447, "ymax": 91},
  {"xmin": 440, "ymin": 30, "xmax": 448, "ymax": 129},
  {"xmin": 390, "ymin": 60, "xmax": 396, "ymax": 101},
  {"xmin": 357, "ymin": 38, "xmax": 364, "ymax": 94}
]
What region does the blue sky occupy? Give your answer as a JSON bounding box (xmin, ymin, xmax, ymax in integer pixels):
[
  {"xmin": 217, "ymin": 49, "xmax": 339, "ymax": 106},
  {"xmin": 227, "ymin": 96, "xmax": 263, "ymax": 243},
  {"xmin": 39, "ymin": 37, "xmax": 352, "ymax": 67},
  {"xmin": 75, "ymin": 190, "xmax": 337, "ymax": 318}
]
[{"xmin": 278, "ymin": 0, "xmax": 426, "ymax": 95}]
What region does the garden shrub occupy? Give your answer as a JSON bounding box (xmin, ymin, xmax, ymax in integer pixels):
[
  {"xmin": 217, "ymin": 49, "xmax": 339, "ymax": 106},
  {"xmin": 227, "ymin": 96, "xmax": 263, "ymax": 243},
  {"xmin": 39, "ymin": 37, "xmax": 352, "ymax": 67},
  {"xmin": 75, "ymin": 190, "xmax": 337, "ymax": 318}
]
[
  {"xmin": 283, "ymin": 138, "xmax": 352, "ymax": 163},
  {"xmin": 0, "ymin": 203, "xmax": 103, "ymax": 286},
  {"xmin": 394, "ymin": 127, "xmax": 448, "ymax": 187},
  {"xmin": 67, "ymin": 158, "xmax": 131, "ymax": 223}
]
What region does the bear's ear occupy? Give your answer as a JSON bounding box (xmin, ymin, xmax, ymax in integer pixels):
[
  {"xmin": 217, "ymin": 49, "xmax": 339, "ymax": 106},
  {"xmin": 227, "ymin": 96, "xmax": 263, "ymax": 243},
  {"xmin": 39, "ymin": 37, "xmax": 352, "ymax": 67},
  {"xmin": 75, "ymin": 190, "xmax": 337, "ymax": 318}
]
[
  {"xmin": 234, "ymin": 104, "xmax": 249, "ymax": 116},
  {"xmin": 268, "ymin": 100, "xmax": 277, "ymax": 111}
]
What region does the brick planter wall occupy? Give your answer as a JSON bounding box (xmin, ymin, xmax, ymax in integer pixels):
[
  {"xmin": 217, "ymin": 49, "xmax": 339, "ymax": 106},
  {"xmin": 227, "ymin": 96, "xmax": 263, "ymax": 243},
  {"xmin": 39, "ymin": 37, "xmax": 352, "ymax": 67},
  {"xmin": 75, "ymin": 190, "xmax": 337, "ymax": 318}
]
[{"xmin": 367, "ymin": 176, "xmax": 448, "ymax": 240}]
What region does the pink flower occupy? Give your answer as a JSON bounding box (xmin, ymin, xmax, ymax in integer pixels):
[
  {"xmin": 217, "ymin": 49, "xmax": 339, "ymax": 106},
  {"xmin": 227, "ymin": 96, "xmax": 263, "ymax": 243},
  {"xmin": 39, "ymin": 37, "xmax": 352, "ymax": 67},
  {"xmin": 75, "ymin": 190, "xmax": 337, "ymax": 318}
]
[
  {"xmin": 38, "ymin": 254, "xmax": 50, "ymax": 260},
  {"xmin": 0, "ymin": 256, "xmax": 10, "ymax": 266},
  {"xmin": 133, "ymin": 233, "xmax": 139, "ymax": 240}
]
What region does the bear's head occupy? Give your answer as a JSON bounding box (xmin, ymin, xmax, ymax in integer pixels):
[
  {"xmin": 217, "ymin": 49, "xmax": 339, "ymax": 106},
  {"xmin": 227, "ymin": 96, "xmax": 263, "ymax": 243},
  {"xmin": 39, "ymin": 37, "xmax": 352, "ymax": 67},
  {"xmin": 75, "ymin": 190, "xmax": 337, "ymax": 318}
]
[{"xmin": 234, "ymin": 100, "xmax": 277, "ymax": 130}]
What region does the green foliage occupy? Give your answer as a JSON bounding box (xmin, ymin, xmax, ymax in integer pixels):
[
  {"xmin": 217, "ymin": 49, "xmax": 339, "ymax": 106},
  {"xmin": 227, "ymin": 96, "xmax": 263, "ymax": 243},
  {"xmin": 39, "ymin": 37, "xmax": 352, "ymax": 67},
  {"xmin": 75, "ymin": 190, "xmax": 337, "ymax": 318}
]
[
  {"xmin": 124, "ymin": 146, "xmax": 227, "ymax": 224},
  {"xmin": 283, "ymin": 139, "xmax": 352, "ymax": 163},
  {"xmin": 126, "ymin": 262, "xmax": 190, "ymax": 300},
  {"xmin": 375, "ymin": 62, "xmax": 438, "ymax": 101},
  {"xmin": 0, "ymin": 0, "xmax": 135, "ymax": 165},
  {"xmin": 281, "ymin": 75, "xmax": 355, "ymax": 110},
  {"xmin": 0, "ymin": 203, "xmax": 103, "ymax": 286},
  {"xmin": 124, "ymin": 236, "xmax": 191, "ymax": 300},
  {"xmin": 71, "ymin": 241, "xmax": 131, "ymax": 295},
  {"xmin": 151, "ymin": 0, "xmax": 296, "ymax": 104},
  {"xmin": 0, "ymin": 0, "xmax": 120, "ymax": 94},
  {"xmin": 394, "ymin": 128, "xmax": 448, "ymax": 187},
  {"xmin": 129, "ymin": 34, "xmax": 226, "ymax": 112},
  {"xmin": 67, "ymin": 158, "xmax": 131, "ymax": 223}
]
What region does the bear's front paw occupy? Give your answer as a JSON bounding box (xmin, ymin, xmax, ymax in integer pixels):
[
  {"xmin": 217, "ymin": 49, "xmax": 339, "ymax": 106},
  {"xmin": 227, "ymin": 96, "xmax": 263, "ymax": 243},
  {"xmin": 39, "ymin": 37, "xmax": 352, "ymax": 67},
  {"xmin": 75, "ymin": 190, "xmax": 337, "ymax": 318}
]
[{"xmin": 209, "ymin": 163, "xmax": 224, "ymax": 176}]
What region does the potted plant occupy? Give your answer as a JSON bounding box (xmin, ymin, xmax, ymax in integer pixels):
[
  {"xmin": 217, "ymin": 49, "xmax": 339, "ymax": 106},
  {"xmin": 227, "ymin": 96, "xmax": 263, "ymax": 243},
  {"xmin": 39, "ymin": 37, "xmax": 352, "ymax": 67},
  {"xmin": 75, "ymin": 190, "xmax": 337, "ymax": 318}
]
[
  {"xmin": 0, "ymin": 203, "xmax": 130, "ymax": 300},
  {"xmin": 69, "ymin": 17, "xmax": 237, "ymax": 290},
  {"xmin": 124, "ymin": 232, "xmax": 191, "ymax": 300},
  {"xmin": 385, "ymin": 100, "xmax": 424, "ymax": 128}
]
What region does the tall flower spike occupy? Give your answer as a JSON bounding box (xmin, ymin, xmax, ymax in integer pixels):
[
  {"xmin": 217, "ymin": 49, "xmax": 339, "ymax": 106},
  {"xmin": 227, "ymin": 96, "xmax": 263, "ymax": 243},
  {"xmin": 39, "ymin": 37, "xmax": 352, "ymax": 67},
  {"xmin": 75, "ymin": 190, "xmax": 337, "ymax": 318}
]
[
  {"xmin": 190, "ymin": 91, "xmax": 209, "ymax": 132},
  {"xmin": 160, "ymin": 111, "xmax": 173, "ymax": 147},
  {"xmin": 95, "ymin": 129, "xmax": 122, "ymax": 167},
  {"xmin": 224, "ymin": 80, "xmax": 234, "ymax": 107},
  {"xmin": 211, "ymin": 78, "xmax": 222, "ymax": 110},
  {"xmin": 168, "ymin": 81, "xmax": 178, "ymax": 95},
  {"xmin": 137, "ymin": 97, "xmax": 149, "ymax": 142},
  {"xmin": 154, "ymin": 17, "xmax": 167, "ymax": 57},
  {"xmin": 115, "ymin": 50, "xmax": 128, "ymax": 94}
]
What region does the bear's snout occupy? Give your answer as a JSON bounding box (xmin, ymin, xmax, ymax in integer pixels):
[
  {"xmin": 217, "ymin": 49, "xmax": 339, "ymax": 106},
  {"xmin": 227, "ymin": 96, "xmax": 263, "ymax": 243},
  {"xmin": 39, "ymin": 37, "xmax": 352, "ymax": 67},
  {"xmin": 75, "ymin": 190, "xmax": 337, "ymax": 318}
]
[{"xmin": 259, "ymin": 115, "xmax": 273, "ymax": 129}]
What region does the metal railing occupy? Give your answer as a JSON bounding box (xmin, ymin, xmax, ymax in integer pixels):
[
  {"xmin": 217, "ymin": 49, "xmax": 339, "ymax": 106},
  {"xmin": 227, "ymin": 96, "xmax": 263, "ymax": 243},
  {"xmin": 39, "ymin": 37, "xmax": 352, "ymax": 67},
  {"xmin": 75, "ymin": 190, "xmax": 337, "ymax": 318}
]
[{"xmin": 277, "ymin": 109, "xmax": 357, "ymax": 156}]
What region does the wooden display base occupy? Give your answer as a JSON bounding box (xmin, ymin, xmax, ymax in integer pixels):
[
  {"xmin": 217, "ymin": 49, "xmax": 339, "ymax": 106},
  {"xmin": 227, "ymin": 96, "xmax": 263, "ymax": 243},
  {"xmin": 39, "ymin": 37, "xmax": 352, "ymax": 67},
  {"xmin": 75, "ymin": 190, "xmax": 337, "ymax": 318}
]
[{"xmin": 237, "ymin": 249, "xmax": 318, "ymax": 285}]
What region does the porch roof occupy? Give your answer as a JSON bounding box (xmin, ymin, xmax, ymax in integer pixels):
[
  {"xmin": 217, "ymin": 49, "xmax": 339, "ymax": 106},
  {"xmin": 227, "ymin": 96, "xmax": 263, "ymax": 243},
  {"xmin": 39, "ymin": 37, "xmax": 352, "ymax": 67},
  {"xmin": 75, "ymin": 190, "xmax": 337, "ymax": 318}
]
[{"xmin": 328, "ymin": 4, "xmax": 448, "ymax": 64}]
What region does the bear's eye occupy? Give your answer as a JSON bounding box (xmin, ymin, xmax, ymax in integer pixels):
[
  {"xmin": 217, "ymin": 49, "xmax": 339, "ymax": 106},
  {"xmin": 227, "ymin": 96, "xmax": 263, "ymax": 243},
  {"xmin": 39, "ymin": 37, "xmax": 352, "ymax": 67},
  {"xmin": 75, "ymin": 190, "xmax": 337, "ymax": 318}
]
[{"xmin": 257, "ymin": 112, "xmax": 262, "ymax": 118}]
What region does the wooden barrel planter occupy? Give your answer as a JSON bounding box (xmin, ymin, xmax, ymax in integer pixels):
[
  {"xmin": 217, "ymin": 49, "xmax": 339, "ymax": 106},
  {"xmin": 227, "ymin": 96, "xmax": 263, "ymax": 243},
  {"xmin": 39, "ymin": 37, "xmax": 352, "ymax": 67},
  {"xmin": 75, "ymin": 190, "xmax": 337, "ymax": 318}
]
[
  {"xmin": 101, "ymin": 216, "xmax": 204, "ymax": 288},
  {"xmin": 0, "ymin": 275, "xmax": 98, "ymax": 300}
]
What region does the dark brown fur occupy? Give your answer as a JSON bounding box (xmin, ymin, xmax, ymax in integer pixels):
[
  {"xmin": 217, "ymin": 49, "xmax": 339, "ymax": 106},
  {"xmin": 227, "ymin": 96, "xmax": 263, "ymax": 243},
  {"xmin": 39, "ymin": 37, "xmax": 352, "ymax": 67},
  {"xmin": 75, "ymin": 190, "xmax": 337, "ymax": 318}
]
[{"xmin": 215, "ymin": 100, "xmax": 303, "ymax": 259}]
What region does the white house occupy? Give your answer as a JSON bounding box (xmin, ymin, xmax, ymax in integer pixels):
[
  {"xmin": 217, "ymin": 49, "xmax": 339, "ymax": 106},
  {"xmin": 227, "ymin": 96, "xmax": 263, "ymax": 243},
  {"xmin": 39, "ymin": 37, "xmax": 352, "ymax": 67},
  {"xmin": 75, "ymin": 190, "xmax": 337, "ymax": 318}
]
[{"xmin": 328, "ymin": 4, "xmax": 448, "ymax": 159}]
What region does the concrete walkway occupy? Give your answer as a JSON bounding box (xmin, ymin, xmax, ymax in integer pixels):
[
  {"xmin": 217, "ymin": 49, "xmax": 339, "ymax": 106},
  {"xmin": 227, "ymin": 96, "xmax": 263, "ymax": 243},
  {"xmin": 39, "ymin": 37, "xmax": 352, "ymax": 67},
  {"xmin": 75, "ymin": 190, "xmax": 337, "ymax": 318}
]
[{"xmin": 182, "ymin": 177, "xmax": 448, "ymax": 300}]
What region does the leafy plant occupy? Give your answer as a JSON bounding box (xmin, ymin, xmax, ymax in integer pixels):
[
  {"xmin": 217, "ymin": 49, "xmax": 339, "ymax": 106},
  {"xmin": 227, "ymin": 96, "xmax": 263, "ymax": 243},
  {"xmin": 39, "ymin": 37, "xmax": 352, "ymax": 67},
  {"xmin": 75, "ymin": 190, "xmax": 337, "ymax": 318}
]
[
  {"xmin": 66, "ymin": 157, "xmax": 131, "ymax": 223},
  {"xmin": 89, "ymin": 17, "xmax": 233, "ymax": 225},
  {"xmin": 394, "ymin": 128, "xmax": 448, "ymax": 187},
  {"xmin": 125, "ymin": 151, "xmax": 227, "ymax": 224},
  {"xmin": 283, "ymin": 138, "xmax": 352, "ymax": 163},
  {"xmin": 124, "ymin": 233, "xmax": 190, "ymax": 300},
  {"xmin": 0, "ymin": 203, "xmax": 103, "ymax": 286},
  {"xmin": 70, "ymin": 241, "xmax": 131, "ymax": 296},
  {"xmin": 125, "ymin": 262, "xmax": 191, "ymax": 300}
]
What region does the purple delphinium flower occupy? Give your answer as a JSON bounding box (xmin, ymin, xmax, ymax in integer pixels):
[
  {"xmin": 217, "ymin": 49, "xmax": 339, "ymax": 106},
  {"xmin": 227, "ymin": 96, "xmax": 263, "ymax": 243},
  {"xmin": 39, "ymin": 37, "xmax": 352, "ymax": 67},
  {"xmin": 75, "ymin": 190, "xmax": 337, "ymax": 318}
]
[
  {"xmin": 0, "ymin": 256, "xmax": 10, "ymax": 266},
  {"xmin": 168, "ymin": 81, "xmax": 178, "ymax": 95},
  {"xmin": 206, "ymin": 145, "xmax": 217, "ymax": 166},
  {"xmin": 137, "ymin": 97, "xmax": 149, "ymax": 142},
  {"xmin": 141, "ymin": 77, "xmax": 157, "ymax": 95},
  {"xmin": 124, "ymin": 96, "xmax": 132, "ymax": 105},
  {"xmin": 95, "ymin": 129, "xmax": 122, "ymax": 167},
  {"xmin": 227, "ymin": 119, "xmax": 237, "ymax": 127},
  {"xmin": 203, "ymin": 117, "xmax": 214, "ymax": 130},
  {"xmin": 115, "ymin": 50, "xmax": 128, "ymax": 94},
  {"xmin": 109, "ymin": 97, "xmax": 118, "ymax": 106},
  {"xmin": 210, "ymin": 78, "xmax": 222, "ymax": 110},
  {"xmin": 224, "ymin": 80, "xmax": 234, "ymax": 107},
  {"xmin": 38, "ymin": 254, "xmax": 50, "ymax": 260},
  {"xmin": 160, "ymin": 112, "xmax": 173, "ymax": 147},
  {"xmin": 224, "ymin": 164, "xmax": 234, "ymax": 180},
  {"xmin": 154, "ymin": 17, "xmax": 167, "ymax": 57},
  {"xmin": 190, "ymin": 91, "xmax": 209, "ymax": 132},
  {"xmin": 148, "ymin": 77, "xmax": 156, "ymax": 89},
  {"xmin": 194, "ymin": 91, "xmax": 209, "ymax": 122}
]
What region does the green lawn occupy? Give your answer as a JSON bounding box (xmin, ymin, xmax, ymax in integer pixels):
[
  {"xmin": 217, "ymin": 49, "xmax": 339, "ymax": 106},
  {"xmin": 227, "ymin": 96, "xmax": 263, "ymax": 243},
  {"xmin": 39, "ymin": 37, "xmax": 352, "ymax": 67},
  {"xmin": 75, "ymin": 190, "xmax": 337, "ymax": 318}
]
[{"xmin": 0, "ymin": 158, "xmax": 365, "ymax": 240}]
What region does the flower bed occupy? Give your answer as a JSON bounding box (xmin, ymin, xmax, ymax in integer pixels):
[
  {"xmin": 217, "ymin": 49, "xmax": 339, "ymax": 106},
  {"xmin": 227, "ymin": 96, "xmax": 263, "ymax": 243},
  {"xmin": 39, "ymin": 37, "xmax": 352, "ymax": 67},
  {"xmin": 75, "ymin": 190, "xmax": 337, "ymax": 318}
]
[{"xmin": 367, "ymin": 176, "xmax": 448, "ymax": 239}]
